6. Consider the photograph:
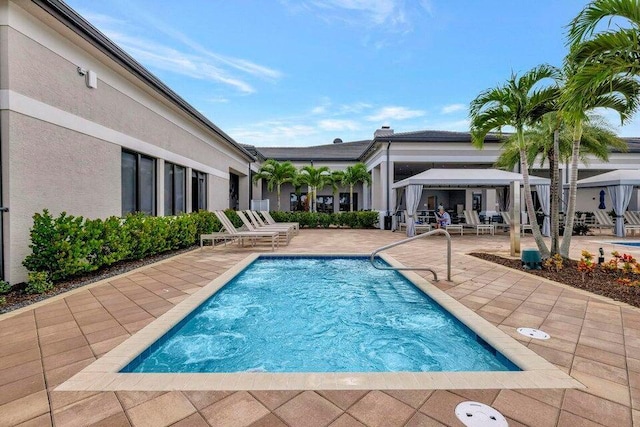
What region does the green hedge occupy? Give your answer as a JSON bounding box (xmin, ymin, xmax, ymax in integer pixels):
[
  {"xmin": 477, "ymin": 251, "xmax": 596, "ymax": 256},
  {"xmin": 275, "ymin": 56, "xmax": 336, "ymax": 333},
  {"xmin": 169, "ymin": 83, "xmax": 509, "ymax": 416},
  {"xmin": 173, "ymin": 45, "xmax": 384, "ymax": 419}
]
[
  {"xmin": 269, "ymin": 211, "xmax": 379, "ymax": 229},
  {"xmin": 23, "ymin": 209, "xmax": 228, "ymax": 282},
  {"xmin": 23, "ymin": 209, "xmax": 377, "ymax": 283}
]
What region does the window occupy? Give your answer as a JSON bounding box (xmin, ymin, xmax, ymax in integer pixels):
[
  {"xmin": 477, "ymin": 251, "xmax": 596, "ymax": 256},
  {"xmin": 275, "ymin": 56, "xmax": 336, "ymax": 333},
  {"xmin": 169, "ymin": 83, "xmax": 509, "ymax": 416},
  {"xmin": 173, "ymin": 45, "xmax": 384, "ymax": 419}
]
[
  {"xmin": 339, "ymin": 192, "xmax": 358, "ymax": 211},
  {"xmin": 316, "ymin": 195, "xmax": 334, "ymax": 213},
  {"xmin": 192, "ymin": 170, "xmax": 207, "ymax": 211},
  {"xmin": 164, "ymin": 162, "xmax": 186, "ymax": 215},
  {"xmin": 290, "ymin": 192, "xmax": 308, "ymax": 211},
  {"xmin": 122, "ymin": 150, "xmax": 156, "ymax": 215}
]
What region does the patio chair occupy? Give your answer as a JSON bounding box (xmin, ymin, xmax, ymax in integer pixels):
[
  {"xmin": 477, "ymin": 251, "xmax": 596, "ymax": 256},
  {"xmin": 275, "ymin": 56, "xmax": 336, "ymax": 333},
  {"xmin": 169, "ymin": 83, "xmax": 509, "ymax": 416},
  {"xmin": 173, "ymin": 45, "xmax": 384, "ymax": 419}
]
[
  {"xmin": 399, "ymin": 210, "xmax": 431, "ymax": 234},
  {"xmin": 259, "ymin": 211, "xmax": 299, "ymax": 234},
  {"xmin": 624, "ymin": 211, "xmax": 640, "ymax": 236},
  {"xmin": 462, "ymin": 210, "xmax": 494, "ymax": 235},
  {"xmin": 237, "ymin": 211, "xmax": 293, "ymax": 244},
  {"xmin": 500, "ymin": 212, "xmax": 532, "ymax": 235},
  {"xmin": 592, "ymin": 211, "xmax": 615, "ymax": 234},
  {"xmin": 213, "ymin": 211, "xmax": 279, "ymax": 251}
]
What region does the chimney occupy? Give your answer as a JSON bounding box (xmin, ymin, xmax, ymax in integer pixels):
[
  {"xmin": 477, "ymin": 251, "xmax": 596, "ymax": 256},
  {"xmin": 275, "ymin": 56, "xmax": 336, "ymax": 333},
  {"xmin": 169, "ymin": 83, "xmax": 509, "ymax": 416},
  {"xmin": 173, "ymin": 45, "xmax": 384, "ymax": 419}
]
[
  {"xmin": 374, "ymin": 125, "xmax": 394, "ymax": 138},
  {"xmin": 333, "ymin": 138, "xmax": 343, "ymax": 144}
]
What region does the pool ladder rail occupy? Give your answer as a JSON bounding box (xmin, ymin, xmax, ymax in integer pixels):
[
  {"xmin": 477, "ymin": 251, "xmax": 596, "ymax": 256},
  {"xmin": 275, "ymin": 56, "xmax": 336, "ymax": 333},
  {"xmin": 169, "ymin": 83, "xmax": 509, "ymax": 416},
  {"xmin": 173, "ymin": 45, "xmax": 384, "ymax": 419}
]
[{"xmin": 369, "ymin": 228, "xmax": 451, "ymax": 282}]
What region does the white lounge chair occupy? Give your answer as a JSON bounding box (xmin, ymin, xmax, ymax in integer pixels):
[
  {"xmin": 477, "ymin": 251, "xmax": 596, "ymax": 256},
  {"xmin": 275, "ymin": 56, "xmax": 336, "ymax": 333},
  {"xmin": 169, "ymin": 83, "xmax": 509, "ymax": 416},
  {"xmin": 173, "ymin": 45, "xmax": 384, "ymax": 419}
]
[
  {"xmin": 500, "ymin": 212, "xmax": 532, "ymax": 235},
  {"xmin": 399, "ymin": 210, "xmax": 432, "ymax": 234},
  {"xmin": 213, "ymin": 211, "xmax": 279, "ymax": 251},
  {"xmin": 237, "ymin": 211, "xmax": 293, "ymax": 244},
  {"xmin": 593, "ymin": 211, "xmax": 615, "ymax": 234},
  {"xmin": 462, "ymin": 210, "xmax": 495, "ymax": 235},
  {"xmin": 624, "ymin": 211, "xmax": 640, "ymax": 236},
  {"xmin": 259, "ymin": 211, "xmax": 299, "ymax": 234}
]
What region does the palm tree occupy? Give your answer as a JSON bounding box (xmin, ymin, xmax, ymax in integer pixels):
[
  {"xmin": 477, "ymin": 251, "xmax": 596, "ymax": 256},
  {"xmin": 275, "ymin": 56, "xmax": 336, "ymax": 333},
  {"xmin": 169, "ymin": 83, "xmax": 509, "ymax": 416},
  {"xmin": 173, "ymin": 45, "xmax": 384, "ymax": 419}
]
[
  {"xmin": 470, "ymin": 64, "xmax": 561, "ymax": 258},
  {"xmin": 559, "ymin": 70, "xmax": 639, "ymax": 257},
  {"xmin": 341, "ymin": 163, "xmax": 371, "ymax": 212},
  {"xmin": 328, "ymin": 170, "xmax": 345, "ymax": 212},
  {"xmin": 297, "ymin": 165, "xmax": 331, "ymax": 212},
  {"xmin": 252, "ymin": 159, "xmax": 297, "ymax": 211},
  {"xmin": 567, "ymin": 0, "xmax": 640, "ymax": 93},
  {"xmin": 495, "ymin": 114, "xmax": 627, "ymax": 255}
]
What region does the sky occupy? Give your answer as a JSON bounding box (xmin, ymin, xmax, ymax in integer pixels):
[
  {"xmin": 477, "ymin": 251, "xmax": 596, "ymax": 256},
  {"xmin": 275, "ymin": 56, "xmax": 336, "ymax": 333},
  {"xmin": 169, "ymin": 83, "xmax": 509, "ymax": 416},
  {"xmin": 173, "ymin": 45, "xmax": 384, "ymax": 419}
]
[{"xmin": 65, "ymin": 0, "xmax": 640, "ymax": 147}]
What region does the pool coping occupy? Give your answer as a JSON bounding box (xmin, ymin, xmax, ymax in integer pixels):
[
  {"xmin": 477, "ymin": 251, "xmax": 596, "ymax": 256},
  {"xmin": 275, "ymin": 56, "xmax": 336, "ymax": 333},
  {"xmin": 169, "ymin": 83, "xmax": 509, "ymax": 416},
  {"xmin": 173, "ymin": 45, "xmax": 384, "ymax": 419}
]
[{"xmin": 56, "ymin": 253, "xmax": 583, "ymax": 391}]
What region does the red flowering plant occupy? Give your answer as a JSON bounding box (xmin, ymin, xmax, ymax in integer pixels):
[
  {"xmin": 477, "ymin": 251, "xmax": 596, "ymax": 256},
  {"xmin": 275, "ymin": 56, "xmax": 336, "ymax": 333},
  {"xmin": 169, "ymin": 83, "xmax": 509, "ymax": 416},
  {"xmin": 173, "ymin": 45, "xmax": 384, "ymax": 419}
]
[
  {"xmin": 577, "ymin": 250, "xmax": 596, "ymax": 282},
  {"xmin": 603, "ymin": 251, "xmax": 640, "ymax": 286}
]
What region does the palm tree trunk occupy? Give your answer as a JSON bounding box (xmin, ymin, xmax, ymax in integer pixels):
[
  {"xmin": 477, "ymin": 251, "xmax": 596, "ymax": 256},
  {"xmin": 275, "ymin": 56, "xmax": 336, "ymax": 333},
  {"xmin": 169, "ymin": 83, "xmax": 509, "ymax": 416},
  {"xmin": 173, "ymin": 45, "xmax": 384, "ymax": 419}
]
[
  {"xmin": 276, "ymin": 185, "xmax": 281, "ymax": 211},
  {"xmin": 550, "ymin": 129, "xmax": 560, "ymax": 255},
  {"xmin": 560, "ymin": 122, "xmax": 582, "ymax": 258},
  {"xmin": 518, "ymin": 132, "xmax": 550, "ymax": 258},
  {"xmin": 350, "ymin": 184, "xmax": 354, "ymax": 212}
]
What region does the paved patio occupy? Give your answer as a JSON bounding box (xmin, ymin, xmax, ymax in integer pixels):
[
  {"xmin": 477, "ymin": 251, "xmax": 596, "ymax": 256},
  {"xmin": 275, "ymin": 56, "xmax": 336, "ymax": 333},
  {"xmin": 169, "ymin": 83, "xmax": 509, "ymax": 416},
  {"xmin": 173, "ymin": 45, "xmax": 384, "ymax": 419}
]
[{"xmin": 1, "ymin": 229, "xmax": 639, "ymax": 426}]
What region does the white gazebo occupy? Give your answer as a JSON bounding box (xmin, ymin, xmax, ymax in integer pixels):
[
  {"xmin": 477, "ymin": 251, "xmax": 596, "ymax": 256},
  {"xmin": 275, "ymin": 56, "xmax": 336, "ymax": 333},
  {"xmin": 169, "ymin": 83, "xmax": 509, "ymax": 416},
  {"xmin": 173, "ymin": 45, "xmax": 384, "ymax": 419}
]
[
  {"xmin": 392, "ymin": 169, "xmax": 551, "ymax": 237},
  {"xmin": 575, "ymin": 169, "xmax": 640, "ymax": 237}
]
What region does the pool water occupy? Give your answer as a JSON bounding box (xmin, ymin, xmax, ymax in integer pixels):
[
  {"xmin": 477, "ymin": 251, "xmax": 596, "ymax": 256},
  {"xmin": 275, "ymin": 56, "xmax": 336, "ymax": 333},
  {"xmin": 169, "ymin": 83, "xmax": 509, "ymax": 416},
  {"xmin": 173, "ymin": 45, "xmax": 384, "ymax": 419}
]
[
  {"xmin": 612, "ymin": 242, "xmax": 640, "ymax": 247},
  {"xmin": 122, "ymin": 256, "xmax": 518, "ymax": 373}
]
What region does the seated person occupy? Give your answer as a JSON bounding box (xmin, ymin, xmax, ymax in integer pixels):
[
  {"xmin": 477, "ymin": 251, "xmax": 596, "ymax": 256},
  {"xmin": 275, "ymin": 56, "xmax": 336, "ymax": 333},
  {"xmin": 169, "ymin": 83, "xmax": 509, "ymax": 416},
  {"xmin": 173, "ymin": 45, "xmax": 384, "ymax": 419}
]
[{"xmin": 435, "ymin": 207, "xmax": 451, "ymax": 228}]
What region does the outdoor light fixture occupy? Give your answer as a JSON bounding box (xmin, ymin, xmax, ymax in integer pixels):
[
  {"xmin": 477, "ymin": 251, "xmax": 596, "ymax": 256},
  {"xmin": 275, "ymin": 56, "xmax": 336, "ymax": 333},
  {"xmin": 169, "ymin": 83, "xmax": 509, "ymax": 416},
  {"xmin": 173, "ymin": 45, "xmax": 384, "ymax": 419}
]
[
  {"xmin": 598, "ymin": 247, "xmax": 605, "ymax": 264},
  {"xmin": 77, "ymin": 66, "xmax": 98, "ymax": 89}
]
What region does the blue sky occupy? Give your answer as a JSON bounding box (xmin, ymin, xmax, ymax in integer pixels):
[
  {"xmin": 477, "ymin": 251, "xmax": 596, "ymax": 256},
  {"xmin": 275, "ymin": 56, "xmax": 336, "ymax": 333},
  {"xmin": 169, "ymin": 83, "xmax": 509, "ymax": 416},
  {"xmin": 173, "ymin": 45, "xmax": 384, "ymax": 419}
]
[{"xmin": 66, "ymin": 0, "xmax": 640, "ymax": 147}]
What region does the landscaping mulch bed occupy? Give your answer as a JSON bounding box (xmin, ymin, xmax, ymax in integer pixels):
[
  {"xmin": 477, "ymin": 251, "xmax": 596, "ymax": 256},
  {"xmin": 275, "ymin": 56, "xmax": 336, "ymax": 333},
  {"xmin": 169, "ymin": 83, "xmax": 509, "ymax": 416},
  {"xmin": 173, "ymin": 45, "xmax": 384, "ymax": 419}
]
[
  {"xmin": 0, "ymin": 245, "xmax": 198, "ymax": 315},
  {"xmin": 470, "ymin": 252, "xmax": 640, "ymax": 309}
]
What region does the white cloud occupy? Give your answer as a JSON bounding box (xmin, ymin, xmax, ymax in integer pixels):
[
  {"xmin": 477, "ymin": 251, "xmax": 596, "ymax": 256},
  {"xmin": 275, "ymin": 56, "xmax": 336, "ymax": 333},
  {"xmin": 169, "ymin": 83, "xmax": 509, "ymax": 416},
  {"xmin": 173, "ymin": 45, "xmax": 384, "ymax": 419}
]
[
  {"xmin": 338, "ymin": 102, "xmax": 373, "ymax": 114},
  {"xmin": 208, "ymin": 96, "xmax": 229, "ymax": 103},
  {"xmin": 80, "ymin": 9, "xmax": 281, "ymax": 94},
  {"xmin": 423, "ymin": 119, "xmax": 470, "ymax": 132},
  {"xmin": 441, "ymin": 103, "xmax": 466, "ymax": 114},
  {"xmin": 366, "ymin": 106, "xmax": 425, "ymax": 122},
  {"xmin": 230, "ymin": 120, "xmax": 319, "ymax": 146},
  {"xmin": 283, "ymin": 0, "xmax": 431, "ymax": 32},
  {"xmin": 318, "ymin": 119, "xmax": 360, "ymax": 131}
]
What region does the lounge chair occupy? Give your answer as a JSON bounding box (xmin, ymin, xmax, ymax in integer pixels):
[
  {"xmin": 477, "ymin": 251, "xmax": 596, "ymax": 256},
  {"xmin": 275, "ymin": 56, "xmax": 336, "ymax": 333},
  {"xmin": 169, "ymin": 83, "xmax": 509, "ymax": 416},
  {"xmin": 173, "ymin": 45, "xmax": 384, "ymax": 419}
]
[
  {"xmin": 213, "ymin": 211, "xmax": 279, "ymax": 251},
  {"xmin": 592, "ymin": 211, "xmax": 615, "ymax": 234},
  {"xmin": 624, "ymin": 211, "xmax": 640, "ymax": 236},
  {"xmin": 500, "ymin": 212, "xmax": 532, "ymax": 235},
  {"xmin": 399, "ymin": 210, "xmax": 432, "ymax": 234},
  {"xmin": 259, "ymin": 211, "xmax": 299, "ymax": 234},
  {"xmin": 462, "ymin": 210, "xmax": 495, "ymax": 235},
  {"xmin": 236, "ymin": 211, "xmax": 293, "ymax": 244}
]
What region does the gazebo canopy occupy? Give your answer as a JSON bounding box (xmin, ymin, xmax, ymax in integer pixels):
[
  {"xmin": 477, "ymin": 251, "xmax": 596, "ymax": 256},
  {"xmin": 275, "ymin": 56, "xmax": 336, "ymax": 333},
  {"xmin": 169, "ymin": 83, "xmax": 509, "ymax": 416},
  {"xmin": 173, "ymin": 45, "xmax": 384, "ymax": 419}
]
[
  {"xmin": 575, "ymin": 169, "xmax": 640, "ymax": 188},
  {"xmin": 391, "ymin": 168, "xmax": 550, "ymax": 189}
]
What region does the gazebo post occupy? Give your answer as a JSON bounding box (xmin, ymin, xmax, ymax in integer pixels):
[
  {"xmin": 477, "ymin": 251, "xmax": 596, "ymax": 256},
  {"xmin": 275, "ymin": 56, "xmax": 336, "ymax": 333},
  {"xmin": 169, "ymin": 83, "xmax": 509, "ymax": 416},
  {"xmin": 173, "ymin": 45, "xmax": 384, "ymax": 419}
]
[{"xmin": 510, "ymin": 181, "xmax": 521, "ymax": 257}]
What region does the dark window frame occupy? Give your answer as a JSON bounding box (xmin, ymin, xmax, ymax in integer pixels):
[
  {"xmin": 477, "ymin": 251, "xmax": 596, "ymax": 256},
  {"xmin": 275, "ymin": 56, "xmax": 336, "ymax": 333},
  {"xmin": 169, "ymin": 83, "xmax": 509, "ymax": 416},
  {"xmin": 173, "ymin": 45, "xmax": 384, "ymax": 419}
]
[
  {"xmin": 164, "ymin": 162, "xmax": 186, "ymax": 216},
  {"xmin": 122, "ymin": 150, "xmax": 156, "ymax": 216},
  {"xmin": 339, "ymin": 192, "xmax": 358, "ymax": 212},
  {"xmin": 192, "ymin": 169, "xmax": 207, "ymax": 212}
]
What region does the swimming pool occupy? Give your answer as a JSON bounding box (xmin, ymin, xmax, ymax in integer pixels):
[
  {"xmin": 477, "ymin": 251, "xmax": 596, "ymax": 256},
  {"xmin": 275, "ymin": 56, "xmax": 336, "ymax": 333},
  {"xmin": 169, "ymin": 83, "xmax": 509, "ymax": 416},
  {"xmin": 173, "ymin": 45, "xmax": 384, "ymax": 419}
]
[
  {"xmin": 59, "ymin": 252, "xmax": 580, "ymax": 391},
  {"xmin": 121, "ymin": 256, "xmax": 517, "ymax": 373},
  {"xmin": 610, "ymin": 242, "xmax": 640, "ymax": 248}
]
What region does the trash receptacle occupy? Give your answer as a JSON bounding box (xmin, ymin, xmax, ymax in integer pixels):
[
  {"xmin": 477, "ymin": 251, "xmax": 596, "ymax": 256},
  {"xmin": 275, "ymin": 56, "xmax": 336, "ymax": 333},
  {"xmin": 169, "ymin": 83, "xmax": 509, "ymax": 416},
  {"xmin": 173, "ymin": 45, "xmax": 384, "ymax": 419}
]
[
  {"xmin": 384, "ymin": 215, "xmax": 392, "ymax": 230},
  {"xmin": 521, "ymin": 249, "xmax": 542, "ymax": 270}
]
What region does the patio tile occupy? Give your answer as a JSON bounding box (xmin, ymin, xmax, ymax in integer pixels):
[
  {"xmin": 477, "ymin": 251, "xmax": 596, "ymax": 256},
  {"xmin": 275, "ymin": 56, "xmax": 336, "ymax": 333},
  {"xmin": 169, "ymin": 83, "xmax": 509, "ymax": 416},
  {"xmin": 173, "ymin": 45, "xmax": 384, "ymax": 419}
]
[
  {"xmin": 570, "ymin": 370, "xmax": 630, "ymax": 406},
  {"xmin": 183, "ymin": 391, "xmax": 234, "ymax": 410},
  {"xmin": 201, "ymin": 392, "xmax": 270, "ymax": 427},
  {"xmin": 451, "ymin": 389, "xmax": 499, "ymax": 405},
  {"xmin": 44, "ymin": 357, "xmax": 95, "ymax": 388},
  {"xmin": 42, "ymin": 345, "xmax": 94, "ymax": 371},
  {"xmin": 383, "ymin": 390, "xmax": 433, "ymax": 409},
  {"xmin": 275, "ymin": 391, "xmax": 342, "ymax": 427},
  {"xmin": 251, "ymin": 390, "xmax": 302, "ymax": 410},
  {"xmin": 328, "ymin": 413, "xmax": 366, "ymax": 427},
  {"xmin": 91, "ymin": 412, "xmax": 131, "ymax": 427},
  {"xmin": 0, "ymin": 347, "xmax": 41, "ymax": 370},
  {"xmin": 492, "ymin": 389, "xmax": 559, "ymax": 427},
  {"xmin": 556, "ymin": 410, "xmax": 603, "ymax": 427},
  {"xmin": 248, "ymin": 413, "xmax": 289, "ymax": 427},
  {"xmin": 15, "ymin": 413, "xmax": 52, "ymax": 427},
  {"xmin": 49, "ymin": 391, "xmax": 99, "ymax": 411},
  {"xmin": 0, "ymin": 360, "xmax": 43, "ymax": 388},
  {"xmin": 572, "ymin": 355, "xmax": 628, "ymax": 386},
  {"xmin": 562, "ymin": 389, "xmax": 632, "ymax": 426},
  {"xmin": 170, "ymin": 412, "xmax": 210, "ymax": 427},
  {"xmin": 41, "ymin": 335, "xmax": 88, "ymax": 358},
  {"xmin": 126, "ymin": 392, "xmax": 195, "ymax": 427},
  {"xmin": 418, "ymin": 390, "xmax": 466, "ymax": 426},
  {"xmin": 116, "ymin": 391, "xmax": 167, "ymax": 410},
  {"xmin": 404, "ymin": 412, "xmax": 446, "ymax": 427},
  {"xmin": 317, "ymin": 390, "xmax": 368, "ymax": 410},
  {"xmin": 52, "ymin": 392, "xmax": 123, "ymax": 427},
  {"xmin": 347, "ymin": 390, "xmax": 414, "ymax": 427},
  {"xmin": 575, "ymin": 344, "xmax": 627, "ymax": 369},
  {"xmin": 0, "ymin": 373, "xmax": 45, "ymax": 406},
  {"xmin": 0, "ymin": 390, "xmax": 49, "ymax": 426},
  {"xmin": 516, "ymin": 389, "xmax": 565, "ymax": 408}
]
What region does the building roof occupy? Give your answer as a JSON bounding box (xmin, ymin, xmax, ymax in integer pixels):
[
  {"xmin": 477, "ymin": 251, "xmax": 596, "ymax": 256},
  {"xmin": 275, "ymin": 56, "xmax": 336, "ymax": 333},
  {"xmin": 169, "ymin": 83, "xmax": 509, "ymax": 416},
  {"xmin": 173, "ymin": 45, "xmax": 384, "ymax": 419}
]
[
  {"xmin": 622, "ymin": 137, "xmax": 640, "ymax": 153},
  {"xmin": 392, "ymin": 168, "xmax": 550, "ymax": 189},
  {"xmin": 255, "ymin": 140, "xmax": 372, "ymax": 161},
  {"xmin": 576, "ymin": 169, "xmax": 640, "ymax": 188},
  {"xmin": 32, "ymin": 0, "xmax": 254, "ymax": 161},
  {"xmin": 380, "ymin": 129, "xmax": 506, "ymax": 143}
]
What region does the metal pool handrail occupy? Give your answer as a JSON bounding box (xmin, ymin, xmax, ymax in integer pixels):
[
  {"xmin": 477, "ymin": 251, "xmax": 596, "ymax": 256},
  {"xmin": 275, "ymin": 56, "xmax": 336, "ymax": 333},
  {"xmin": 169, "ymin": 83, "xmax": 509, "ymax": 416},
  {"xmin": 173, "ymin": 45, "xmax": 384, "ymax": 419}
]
[{"xmin": 369, "ymin": 228, "xmax": 451, "ymax": 282}]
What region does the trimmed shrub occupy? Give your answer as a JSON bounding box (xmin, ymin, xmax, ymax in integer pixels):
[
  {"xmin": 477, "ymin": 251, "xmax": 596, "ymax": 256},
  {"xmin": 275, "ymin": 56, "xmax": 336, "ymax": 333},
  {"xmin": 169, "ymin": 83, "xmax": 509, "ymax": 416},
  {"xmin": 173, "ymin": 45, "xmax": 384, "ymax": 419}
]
[
  {"xmin": 269, "ymin": 211, "xmax": 379, "ymax": 229},
  {"xmin": 0, "ymin": 280, "xmax": 10, "ymax": 294},
  {"xmin": 25, "ymin": 271, "xmax": 54, "ymax": 294}
]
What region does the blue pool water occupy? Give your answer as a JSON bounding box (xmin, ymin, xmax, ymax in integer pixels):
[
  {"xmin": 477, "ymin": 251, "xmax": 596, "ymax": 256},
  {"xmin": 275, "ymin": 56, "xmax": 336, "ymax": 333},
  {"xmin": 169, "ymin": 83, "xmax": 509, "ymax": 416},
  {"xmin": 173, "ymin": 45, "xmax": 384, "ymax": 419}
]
[
  {"xmin": 122, "ymin": 256, "xmax": 518, "ymax": 373},
  {"xmin": 612, "ymin": 242, "xmax": 640, "ymax": 247}
]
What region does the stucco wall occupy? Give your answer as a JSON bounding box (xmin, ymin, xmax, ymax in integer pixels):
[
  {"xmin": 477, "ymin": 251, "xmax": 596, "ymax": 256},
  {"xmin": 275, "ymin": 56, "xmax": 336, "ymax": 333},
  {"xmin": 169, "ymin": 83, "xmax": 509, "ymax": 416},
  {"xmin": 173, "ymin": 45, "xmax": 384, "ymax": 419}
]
[{"xmin": 6, "ymin": 113, "xmax": 121, "ymax": 282}]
